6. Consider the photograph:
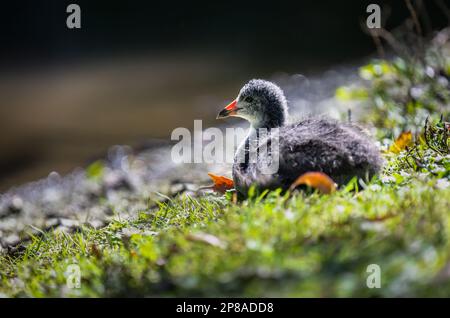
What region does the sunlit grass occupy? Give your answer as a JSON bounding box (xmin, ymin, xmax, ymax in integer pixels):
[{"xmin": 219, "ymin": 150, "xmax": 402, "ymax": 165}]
[{"xmin": 1, "ymin": 167, "xmax": 450, "ymax": 297}]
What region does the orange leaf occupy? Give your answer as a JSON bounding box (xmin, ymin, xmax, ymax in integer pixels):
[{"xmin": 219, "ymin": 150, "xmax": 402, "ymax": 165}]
[
  {"xmin": 289, "ymin": 172, "xmax": 336, "ymax": 194},
  {"xmin": 389, "ymin": 131, "xmax": 412, "ymax": 154},
  {"xmin": 207, "ymin": 173, "xmax": 234, "ymax": 193}
]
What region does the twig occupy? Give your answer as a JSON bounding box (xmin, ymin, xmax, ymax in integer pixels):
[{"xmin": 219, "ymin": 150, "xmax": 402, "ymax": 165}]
[
  {"xmin": 444, "ymin": 123, "xmax": 450, "ymax": 152},
  {"xmin": 405, "ymin": 0, "xmax": 423, "ymax": 37},
  {"xmin": 368, "ymin": 27, "xmax": 386, "ymax": 59},
  {"xmin": 375, "ymin": 28, "xmax": 413, "ymax": 60},
  {"xmin": 404, "ymin": 146, "xmax": 416, "ymax": 170},
  {"xmin": 416, "ymin": 0, "xmax": 432, "ymax": 34},
  {"xmin": 424, "ymin": 116, "xmax": 444, "ymax": 155},
  {"xmin": 404, "ymin": 0, "xmax": 426, "ymax": 67}
]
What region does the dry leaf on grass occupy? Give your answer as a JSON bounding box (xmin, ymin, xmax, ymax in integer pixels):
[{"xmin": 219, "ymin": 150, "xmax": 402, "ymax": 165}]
[
  {"xmin": 207, "ymin": 173, "xmax": 234, "ymax": 193},
  {"xmin": 389, "ymin": 131, "xmax": 412, "ymax": 153},
  {"xmin": 289, "ymin": 171, "xmax": 337, "ymax": 194}
]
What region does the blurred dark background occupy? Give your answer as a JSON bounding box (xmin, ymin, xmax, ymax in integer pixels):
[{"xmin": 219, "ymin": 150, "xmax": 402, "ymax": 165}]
[{"xmin": 0, "ymin": 0, "xmax": 448, "ymax": 191}]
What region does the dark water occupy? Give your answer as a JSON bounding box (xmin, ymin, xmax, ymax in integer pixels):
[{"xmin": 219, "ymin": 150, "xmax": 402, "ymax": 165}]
[
  {"xmin": 0, "ymin": 53, "xmax": 244, "ymax": 191},
  {"xmin": 0, "ymin": 50, "xmax": 364, "ymax": 192}
]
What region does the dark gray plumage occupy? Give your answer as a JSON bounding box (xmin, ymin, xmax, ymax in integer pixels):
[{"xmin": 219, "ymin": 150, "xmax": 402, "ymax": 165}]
[{"xmin": 218, "ymin": 79, "xmax": 383, "ymax": 195}]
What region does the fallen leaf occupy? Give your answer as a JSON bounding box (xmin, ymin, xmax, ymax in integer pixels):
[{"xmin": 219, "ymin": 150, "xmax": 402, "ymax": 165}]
[
  {"xmin": 389, "ymin": 131, "xmax": 412, "ymax": 153},
  {"xmin": 186, "ymin": 232, "xmax": 226, "ymax": 249},
  {"xmin": 207, "ymin": 173, "xmax": 234, "ymax": 193},
  {"xmin": 289, "ymin": 172, "xmax": 336, "ymax": 194}
]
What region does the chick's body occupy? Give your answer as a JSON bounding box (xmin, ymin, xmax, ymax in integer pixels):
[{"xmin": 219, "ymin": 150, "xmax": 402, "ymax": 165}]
[{"xmin": 232, "ymin": 116, "xmax": 382, "ymax": 194}]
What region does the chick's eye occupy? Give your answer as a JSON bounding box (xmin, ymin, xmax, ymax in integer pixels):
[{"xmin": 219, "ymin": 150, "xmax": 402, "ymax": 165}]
[{"xmin": 244, "ymin": 96, "xmax": 253, "ymax": 103}]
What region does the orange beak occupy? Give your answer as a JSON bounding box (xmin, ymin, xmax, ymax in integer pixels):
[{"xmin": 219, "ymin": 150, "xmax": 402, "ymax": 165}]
[{"xmin": 217, "ymin": 99, "xmax": 238, "ymax": 119}]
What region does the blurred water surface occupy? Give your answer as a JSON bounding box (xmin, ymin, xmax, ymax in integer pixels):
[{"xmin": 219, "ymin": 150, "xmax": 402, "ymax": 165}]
[
  {"xmin": 0, "ymin": 51, "xmax": 364, "ymax": 191},
  {"xmin": 0, "ymin": 53, "xmax": 253, "ymax": 190}
]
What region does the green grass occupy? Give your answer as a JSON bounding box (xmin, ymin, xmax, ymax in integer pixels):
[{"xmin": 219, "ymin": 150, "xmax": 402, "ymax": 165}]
[{"xmin": 1, "ymin": 148, "xmax": 450, "ymax": 297}]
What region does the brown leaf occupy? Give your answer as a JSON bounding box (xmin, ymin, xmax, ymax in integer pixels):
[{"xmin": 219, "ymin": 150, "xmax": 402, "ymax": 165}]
[
  {"xmin": 389, "ymin": 131, "xmax": 412, "ymax": 153},
  {"xmin": 289, "ymin": 172, "xmax": 336, "ymax": 194},
  {"xmin": 207, "ymin": 173, "xmax": 234, "ymax": 193},
  {"xmin": 89, "ymin": 244, "xmax": 102, "ymax": 259}
]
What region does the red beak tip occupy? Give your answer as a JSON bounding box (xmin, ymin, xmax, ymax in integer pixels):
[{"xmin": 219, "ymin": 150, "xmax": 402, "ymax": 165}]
[{"xmin": 225, "ymin": 100, "xmax": 237, "ymax": 111}]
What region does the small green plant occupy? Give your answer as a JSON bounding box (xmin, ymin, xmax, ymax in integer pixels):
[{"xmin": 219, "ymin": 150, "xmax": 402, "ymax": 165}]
[{"xmin": 336, "ymin": 28, "xmax": 450, "ymax": 139}]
